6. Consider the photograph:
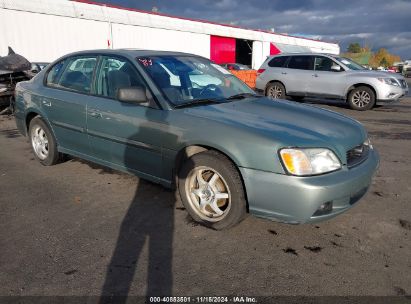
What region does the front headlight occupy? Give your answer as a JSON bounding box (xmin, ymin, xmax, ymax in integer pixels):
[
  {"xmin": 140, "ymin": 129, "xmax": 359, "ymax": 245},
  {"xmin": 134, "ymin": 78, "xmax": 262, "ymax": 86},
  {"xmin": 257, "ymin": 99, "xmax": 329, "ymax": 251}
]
[
  {"xmin": 363, "ymin": 137, "xmax": 373, "ymax": 149},
  {"xmin": 378, "ymin": 78, "xmax": 400, "ymax": 87},
  {"xmin": 279, "ymin": 148, "xmax": 341, "ymax": 176}
]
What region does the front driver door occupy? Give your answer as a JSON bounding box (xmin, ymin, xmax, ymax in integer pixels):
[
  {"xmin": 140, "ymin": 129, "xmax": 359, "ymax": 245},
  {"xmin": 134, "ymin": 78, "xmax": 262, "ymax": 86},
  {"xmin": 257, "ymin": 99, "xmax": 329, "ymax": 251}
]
[
  {"xmin": 86, "ymin": 55, "xmax": 166, "ymax": 180},
  {"xmin": 309, "ymin": 56, "xmax": 346, "ymax": 98}
]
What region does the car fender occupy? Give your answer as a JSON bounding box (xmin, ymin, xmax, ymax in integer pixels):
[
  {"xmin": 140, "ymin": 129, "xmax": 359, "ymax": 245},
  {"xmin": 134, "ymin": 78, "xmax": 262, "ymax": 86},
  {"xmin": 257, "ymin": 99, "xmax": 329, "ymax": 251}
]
[
  {"xmin": 177, "ymin": 139, "xmax": 244, "ymax": 169},
  {"xmin": 344, "ymin": 81, "xmax": 379, "ymax": 100}
]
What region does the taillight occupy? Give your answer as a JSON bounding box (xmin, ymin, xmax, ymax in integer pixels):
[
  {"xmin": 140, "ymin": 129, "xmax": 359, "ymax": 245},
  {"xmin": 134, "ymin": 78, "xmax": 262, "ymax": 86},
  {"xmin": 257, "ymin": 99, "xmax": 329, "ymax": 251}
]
[{"xmin": 257, "ymin": 69, "xmax": 265, "ymax": 76}]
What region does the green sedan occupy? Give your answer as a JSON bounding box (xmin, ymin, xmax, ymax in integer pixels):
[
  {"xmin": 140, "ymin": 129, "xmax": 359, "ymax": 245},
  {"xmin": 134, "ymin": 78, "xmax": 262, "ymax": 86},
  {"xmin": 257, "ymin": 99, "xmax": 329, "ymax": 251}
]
[{"xmin": 14, "ymin": 49, "xmax": 379, "ymax": 229}]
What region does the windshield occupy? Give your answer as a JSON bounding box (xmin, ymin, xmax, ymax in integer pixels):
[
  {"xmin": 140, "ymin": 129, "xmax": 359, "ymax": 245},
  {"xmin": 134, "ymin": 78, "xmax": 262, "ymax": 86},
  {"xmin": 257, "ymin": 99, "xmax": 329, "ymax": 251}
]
[
  {"xmin": 137, "ymin": 55, "xmax": 255, "ymax": 107},
  {"xmin": 333, "ymin": 56, "xmax": 365, "ymax": 70}
]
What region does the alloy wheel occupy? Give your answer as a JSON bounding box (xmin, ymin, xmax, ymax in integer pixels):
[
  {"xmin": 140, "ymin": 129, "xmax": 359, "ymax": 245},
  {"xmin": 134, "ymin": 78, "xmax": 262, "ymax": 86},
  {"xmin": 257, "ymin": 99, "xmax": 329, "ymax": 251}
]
[
  {"xmin": 185, "ymin": 166, "xmax": 231, "ymax": 222},
  {"xmin": 31, "ymin": 125, "xmax": 49, "ymax": 160},
  {"xmin": 352, "ymin": 90, "xmax": 371, "ymax": 108},
  {"xmin": 268, "ymin": 85, "xmax": 283, "ymax": 99}
]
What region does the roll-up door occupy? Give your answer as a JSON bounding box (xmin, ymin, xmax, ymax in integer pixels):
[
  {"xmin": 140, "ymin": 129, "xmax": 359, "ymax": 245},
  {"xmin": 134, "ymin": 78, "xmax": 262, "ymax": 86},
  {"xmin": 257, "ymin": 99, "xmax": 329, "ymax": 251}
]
[{"xmin": 210, "ymin": 35, "xmax": 236, "ymax": 64}]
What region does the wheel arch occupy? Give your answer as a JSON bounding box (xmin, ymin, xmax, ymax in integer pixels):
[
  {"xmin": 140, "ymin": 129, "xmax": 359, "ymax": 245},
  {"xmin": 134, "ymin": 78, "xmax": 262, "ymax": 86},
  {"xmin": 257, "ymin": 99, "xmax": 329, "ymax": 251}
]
[
  {"xmin": 173, "ymin": 144, "xmax": 249, "ymax": 212},
  {"xmin": 345, "ymin": 83, "xmax": 377, "ymax": 101},
  {"xmin": 25, "ymin": 111, "xmax": 41, "ymax": 132},
  {"xmin": 265, "ymin": 80, "xmax": 287, "ymax": 95},
  {"xmin": 25, "ymin": 110, "xmax": 58, "ymax": 145}
]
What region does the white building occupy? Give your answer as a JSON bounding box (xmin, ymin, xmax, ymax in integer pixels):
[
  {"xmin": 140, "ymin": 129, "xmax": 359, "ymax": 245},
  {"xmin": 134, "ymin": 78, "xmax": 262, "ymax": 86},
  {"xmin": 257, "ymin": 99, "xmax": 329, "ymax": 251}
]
[{"xmin": 0, "ymin": 0, "xmax": 340, "ymax": 69}]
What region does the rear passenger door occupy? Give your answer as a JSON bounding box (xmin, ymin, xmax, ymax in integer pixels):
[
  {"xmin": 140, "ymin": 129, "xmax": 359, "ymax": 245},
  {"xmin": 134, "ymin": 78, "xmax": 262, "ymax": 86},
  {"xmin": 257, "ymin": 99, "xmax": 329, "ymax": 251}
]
[
  {"xmin": 261, "ymin": 56, "xmax": 289, "ymax": 88},
  {"xmin": 284, "ymin": 55, "xmax": 314, "ymax": 94},
  {"xmin": 41, "ymin": 55, "xmax": 97, "ymax": 155}
]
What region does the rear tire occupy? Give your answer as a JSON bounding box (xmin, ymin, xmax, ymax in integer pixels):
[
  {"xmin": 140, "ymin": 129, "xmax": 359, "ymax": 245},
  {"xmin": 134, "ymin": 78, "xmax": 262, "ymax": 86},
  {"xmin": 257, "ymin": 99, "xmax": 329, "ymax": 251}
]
[
  {"xmin": 178, "ymin": 150, "xmax": 247, "ymax": 230},
  {"xmin": 29, "ymin": 117, "xmax": 60, "ymax": 166},
  {"xmin": 266, "ymin": 82, "xmax": 286, "ymax": 99},
  {"xmin": 347, "ymin": 86, "xmax": 375, "ymax": 111}
]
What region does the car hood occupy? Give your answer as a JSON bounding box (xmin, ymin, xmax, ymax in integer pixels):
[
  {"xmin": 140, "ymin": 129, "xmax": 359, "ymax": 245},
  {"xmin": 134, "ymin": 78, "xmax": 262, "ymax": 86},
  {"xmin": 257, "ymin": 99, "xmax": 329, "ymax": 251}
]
[
  {"xmin": 346, "ymin": 70, "xmax": 405, "ymax": 80},
  {"xmin": 183, "ymin": 98, "xmax": 367, "ymax": 161}
]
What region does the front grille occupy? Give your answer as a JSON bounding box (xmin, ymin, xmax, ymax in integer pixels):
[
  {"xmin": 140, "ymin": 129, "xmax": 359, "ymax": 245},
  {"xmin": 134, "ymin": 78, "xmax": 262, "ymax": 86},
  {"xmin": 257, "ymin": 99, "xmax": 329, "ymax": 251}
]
[{"xmin": 346, "ymin": 144, "xmax": 369, "ymax": 168}]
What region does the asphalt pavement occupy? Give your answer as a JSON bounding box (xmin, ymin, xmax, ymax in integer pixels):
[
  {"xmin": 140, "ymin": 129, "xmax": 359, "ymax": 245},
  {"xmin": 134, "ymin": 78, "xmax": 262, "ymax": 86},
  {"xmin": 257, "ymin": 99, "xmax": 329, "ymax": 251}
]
[{"xmin": 0, "ymin": 86, "xmax": 410, "ymax": 298}]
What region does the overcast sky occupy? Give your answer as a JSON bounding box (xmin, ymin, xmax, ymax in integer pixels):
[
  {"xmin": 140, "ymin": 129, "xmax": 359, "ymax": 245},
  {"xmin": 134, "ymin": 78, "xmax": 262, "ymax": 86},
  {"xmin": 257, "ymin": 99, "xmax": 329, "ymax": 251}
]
[{"xmin": 93, "ymin": 0, "xmax": 411, "ymax": 59}]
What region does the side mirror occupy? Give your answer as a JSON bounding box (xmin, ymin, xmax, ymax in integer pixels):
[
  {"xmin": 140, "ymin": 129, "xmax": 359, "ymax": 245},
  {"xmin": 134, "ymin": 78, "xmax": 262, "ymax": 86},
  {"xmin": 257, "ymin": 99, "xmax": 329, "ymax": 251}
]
[
  {"xmin": 331, "ymin": 64, "xmax": 342, "ymax": 72},
  {"xmin": 117, "ymin": 87, "xmax": 147, "ymax": 104}
]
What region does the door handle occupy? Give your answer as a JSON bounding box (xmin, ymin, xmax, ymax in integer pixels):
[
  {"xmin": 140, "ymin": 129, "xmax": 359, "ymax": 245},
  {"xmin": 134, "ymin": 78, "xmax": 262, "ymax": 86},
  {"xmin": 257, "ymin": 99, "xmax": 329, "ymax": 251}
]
[
  {"xmin": 42, "ymin": 100, "xmax": 51, "ymax": 107},
  {"xmin": 89, "ymin": 111, "xmax": 102, "ymax": 118},
  {"xmin": 312, "ymin": 74, "xmax": 318, "ymax": 77},
  {"xmin": 281, "ymin": 72, "xmax": 287, "ymax": 75}
]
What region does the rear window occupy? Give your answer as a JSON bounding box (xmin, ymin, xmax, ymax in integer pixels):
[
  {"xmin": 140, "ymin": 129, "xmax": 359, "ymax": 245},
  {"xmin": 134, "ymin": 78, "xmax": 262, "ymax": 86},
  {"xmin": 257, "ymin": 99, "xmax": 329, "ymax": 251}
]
[
  {"xmin": 268, "ymin": 56, "xmax": 289, "ymax": 68},
  {"xmin": 46, "ymin": 60, "xmax": 66, "ymax": 86}
]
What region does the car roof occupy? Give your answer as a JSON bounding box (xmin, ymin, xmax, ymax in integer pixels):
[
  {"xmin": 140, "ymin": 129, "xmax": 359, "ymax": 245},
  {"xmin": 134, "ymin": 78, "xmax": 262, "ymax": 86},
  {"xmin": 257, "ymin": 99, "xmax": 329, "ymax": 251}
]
[
  {"xmin": 270, "ymin": 53, "xmax": 337, "ymax": 57},
  {"xmin": 63, "ymin": 49, "xmax": 203, "ymax": 58}
]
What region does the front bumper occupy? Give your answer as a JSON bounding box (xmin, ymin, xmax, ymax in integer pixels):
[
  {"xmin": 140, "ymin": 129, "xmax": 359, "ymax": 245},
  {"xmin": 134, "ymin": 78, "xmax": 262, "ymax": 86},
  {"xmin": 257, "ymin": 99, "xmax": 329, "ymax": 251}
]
[
  {"xmin": 376, "ymin": 83, "xmax": 408, "ymax": 101},
  {"xmin": 240, "ymin": 149, "xmax": 379, "ymax": 224}
]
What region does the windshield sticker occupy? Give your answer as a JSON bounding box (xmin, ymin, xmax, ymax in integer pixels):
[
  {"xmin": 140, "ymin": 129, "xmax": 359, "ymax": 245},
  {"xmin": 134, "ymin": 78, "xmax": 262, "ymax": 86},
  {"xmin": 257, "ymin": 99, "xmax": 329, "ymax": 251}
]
[
  {"xmin": 138, "ymin": 58, "xmax": 153, "ymax": 67},
  {"xmin": 211, "ymin": 63, "xmax": 231, "ymax": 74}
]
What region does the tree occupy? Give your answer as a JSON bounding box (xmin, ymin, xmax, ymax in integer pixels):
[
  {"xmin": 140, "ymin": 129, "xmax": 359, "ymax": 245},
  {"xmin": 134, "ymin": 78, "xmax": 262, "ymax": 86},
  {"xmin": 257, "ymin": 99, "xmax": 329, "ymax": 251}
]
[
  {"xmin": 369, "ymin": 48, "xmax": 401, "ymax": 68},
  {"xmin": 347, "ymin": 42, "xmax": 361, "ymax": 53},
  {"xmin": 379, "ymin": 57, "xmax": 388, "ymax": 67}
]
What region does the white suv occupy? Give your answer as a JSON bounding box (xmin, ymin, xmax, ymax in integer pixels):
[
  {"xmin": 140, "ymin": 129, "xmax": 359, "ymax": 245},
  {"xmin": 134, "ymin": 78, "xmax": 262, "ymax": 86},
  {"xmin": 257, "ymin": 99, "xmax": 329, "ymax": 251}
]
[{"xmin": 256, "ymin": 53, "xmax": 408, "ymax": 110}]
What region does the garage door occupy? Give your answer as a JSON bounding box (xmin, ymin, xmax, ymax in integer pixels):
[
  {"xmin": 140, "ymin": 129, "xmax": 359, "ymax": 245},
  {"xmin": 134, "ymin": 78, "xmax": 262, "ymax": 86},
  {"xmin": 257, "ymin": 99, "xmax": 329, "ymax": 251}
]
[{"xmin": 210, "ymin": 36, "xmax": 236, "ymax": 64}]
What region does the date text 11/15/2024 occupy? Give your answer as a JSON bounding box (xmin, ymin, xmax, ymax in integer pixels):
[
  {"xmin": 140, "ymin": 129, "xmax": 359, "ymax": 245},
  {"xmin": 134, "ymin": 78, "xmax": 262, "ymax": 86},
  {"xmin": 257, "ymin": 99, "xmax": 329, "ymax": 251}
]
[{"xmin": 149, "ymin": 296, "xmax": 257, "ymax": 303}]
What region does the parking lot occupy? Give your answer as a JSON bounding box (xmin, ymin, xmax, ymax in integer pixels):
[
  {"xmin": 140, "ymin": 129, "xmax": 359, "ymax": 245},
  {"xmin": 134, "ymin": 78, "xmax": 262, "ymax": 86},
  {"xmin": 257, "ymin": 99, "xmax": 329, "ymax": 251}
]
[{"xmin": 0, "ymin": 82, "xmax": 410, "ymax": 297}]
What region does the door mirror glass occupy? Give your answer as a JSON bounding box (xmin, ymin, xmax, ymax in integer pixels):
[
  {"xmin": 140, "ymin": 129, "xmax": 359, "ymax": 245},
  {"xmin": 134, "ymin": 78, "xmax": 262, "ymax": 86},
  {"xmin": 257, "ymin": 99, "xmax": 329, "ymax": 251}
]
[
  {"xmin": 118, "ymin": 87, "xmax": 147, "ymax": 104},
  {"xmin": 331, "ymin": 64, "xmax": 342, "ymax": 72}
]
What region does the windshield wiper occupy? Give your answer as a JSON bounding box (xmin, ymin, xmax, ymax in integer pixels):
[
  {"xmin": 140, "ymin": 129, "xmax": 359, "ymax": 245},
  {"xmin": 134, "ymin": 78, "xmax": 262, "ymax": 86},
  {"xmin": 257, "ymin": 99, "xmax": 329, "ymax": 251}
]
[
  {"xmin": 173, "ymin": 98, "xmax": 224, "ymax": 109},
  {"xmin": 226, "ymin": 93, "xmax": 262, "ymax": 100}
]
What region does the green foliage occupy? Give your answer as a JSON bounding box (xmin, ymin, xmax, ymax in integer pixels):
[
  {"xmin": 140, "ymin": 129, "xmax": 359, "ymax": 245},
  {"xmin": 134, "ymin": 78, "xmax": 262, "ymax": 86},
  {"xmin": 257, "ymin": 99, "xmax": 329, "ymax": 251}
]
[
  {"xmin": 344, "ymin": 44, "xmax": 401, "ymax": 68},
  {"xmin": 347, "ymin": 42, "xmax": 361, "ymax": 53},
  {"xmin": 369, "ymin": 48, "xmax": 401, "ymax": 68},
  {"xmin": 379, "ymin": 57, "xmax": 388, "ymax": 67}
]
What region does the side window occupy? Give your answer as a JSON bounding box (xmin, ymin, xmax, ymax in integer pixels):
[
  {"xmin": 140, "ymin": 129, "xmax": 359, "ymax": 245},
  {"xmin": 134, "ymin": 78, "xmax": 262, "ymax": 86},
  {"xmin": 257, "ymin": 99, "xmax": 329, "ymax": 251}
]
[
  {"xmin": 95, "ymin": 56, "xmax": 151, "ymax": 101},
  {"xmin": 268, "ymin": 56, "xmax": 289, "ymax": 67},
  {"xmin": 53, "ymin": 57, "xmax": 97, "ymax": 93},
  {"xmin": 287, "ymin": 56, "xmax": 314, "ymax": 70},
  {"xmin": 314, "ymin": 56, "xmax": 338, "ymax": 71},
  {"xmin": 46, "ymin": 60, "xmax": 66, "ymax": 86}
]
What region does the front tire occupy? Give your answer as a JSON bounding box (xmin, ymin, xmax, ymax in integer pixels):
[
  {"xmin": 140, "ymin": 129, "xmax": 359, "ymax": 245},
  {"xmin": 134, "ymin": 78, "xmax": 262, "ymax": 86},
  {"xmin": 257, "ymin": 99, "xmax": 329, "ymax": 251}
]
[
  {"xmin": 178, "ymin": 151, "xmax": 247, "ymax": 230},
  {"xmin": 348, "ymin": 86, "xmax": 375, "ymax": 111},
  {"xmin": 266, "ymin": 82, "xmax": 286, "ymax": 99},
  {"xmin": 29, "ymin": 117, "xmax": 59, "ymax": 166}
]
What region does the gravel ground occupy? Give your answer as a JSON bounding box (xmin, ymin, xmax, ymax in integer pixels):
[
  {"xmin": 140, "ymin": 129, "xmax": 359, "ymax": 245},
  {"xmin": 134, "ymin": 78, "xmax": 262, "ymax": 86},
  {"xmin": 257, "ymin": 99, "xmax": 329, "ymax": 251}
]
[{"xmin": 0, "ymin": 85, "xmax": 410, "ymax": 298}]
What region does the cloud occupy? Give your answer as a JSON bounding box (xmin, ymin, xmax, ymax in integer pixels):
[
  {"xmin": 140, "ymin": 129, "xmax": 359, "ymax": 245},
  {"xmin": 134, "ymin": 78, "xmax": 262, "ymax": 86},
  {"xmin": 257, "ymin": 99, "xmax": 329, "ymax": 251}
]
[
  {"xmin": 94, "ymin": 0, "xmax": 411, "ymax": 59},
  {"xmin": 215, "ymin": 0, "xmax": 237, "ymax": 9}
]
